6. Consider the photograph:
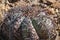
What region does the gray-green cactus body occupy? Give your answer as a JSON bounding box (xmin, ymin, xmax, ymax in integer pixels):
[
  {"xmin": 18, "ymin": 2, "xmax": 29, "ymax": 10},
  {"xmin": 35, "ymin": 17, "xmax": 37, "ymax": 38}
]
[
  {"xmin": 31, "ymin": 13, "xmax": 57, "ymax": 40},
  {"xmin": 0, "ymin": 6, "xmax": 57, "ymax": 40}
]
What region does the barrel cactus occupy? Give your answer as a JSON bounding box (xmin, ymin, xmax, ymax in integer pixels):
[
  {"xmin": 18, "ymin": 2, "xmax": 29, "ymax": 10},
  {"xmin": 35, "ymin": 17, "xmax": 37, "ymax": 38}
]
[{"xmin": 0, "ymin": 4, "xmax": 57, "ymax": 40}]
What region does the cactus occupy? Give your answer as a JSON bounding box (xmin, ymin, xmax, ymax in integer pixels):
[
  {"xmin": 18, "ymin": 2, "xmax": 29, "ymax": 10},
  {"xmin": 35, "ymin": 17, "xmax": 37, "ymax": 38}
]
[{"xmin": 0, "ymin": 3, "xmax": 57, "ymax": 40}]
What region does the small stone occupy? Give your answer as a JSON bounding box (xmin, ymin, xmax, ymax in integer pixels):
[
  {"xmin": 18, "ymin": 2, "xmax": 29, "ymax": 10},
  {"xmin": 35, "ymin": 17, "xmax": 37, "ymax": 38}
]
[
  {"xmin": 51, "ymin": 2, "xmax": 60, "ymax": 8},
  {"xmin": 42, "ymin": 0, "xmax": 56, "ymax": 3},
  {"xmin": 47, "ymin": 0, "xmax": 56, "ymax": 3},
  {"xmin": 49, "ymin": 8, "xmax": 55, "ymax": 14},
  {"xmin": 45, "ymin": 8, "xmax": 55, "ymax": 15},
  {"xmin": 40, "ymin": 3, "xmax": 47, "ymax": 8},
  {"xmin": 56, "ymin": 9, "xmax": 59, "ymax": 13},
  {"xmin": 8, "ymin": 0, "xmax": 19, "ymax": 3}
]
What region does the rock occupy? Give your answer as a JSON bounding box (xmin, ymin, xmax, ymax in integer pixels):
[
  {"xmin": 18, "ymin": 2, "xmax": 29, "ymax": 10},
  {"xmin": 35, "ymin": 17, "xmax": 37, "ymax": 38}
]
[
  {"xmin": 47, "ymin": 8, "xmax": 56, "ymax": 15},
  {"xmin": 40, "ymin": 3, "xmax": 47, "ymax": 8},
  {"xmin": 51, "ymin": 2, "xmax": 60, "ymax": 8},
  {"xmin": 41, "ymin": 0, "xmax": 56, "ymax": 5},
  {"xmin": 8, "ymin": 0, "xmax": 19, "ymax": 3},
  {"xmin": 42, "ymin": 0, "xmax": 56, "ymax": 3},
  {"xmin": 47, "ymin": 0, "xmax": 56, "ymax": 3},
  {"xmin": 56, "ymin": 0, "xmax": 60, "ymax": 2}
]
